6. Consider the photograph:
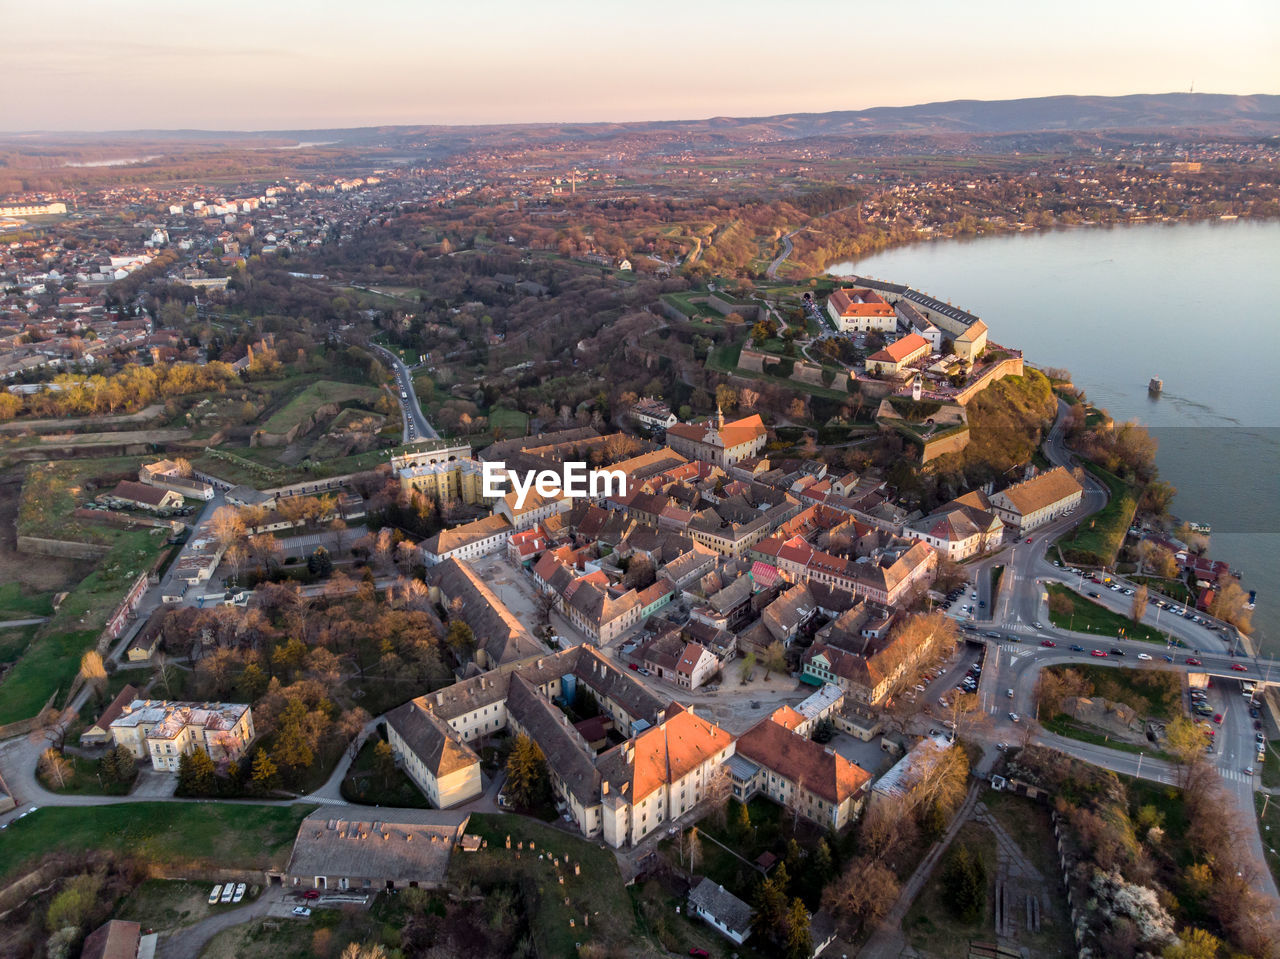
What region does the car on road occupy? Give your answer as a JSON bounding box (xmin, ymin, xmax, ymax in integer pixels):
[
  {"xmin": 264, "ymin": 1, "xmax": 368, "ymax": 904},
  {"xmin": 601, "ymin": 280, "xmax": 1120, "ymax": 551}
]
[
  {"xmin": 1070, "ymin": 644, "xmax": 1084, "ymax": 652},
  {"xmin": 1163, "ymin": 655, "xmax": 1174, "ymax": 662},
  {"xmin": 1040, "ymin": 640, "xmax": 1057, "ymax": 647},
  {"xmin": 1032, "ymin": 622, "xmax": 1043, "ymax": 629},
  {"xmin": 292, "ymin": 906, "xmax": 312, "ymax": 917},
  {"xmin": 996, "ymin": 741, "xmax": 1009, "ymax": 751},
  {"xmin": 1245, "ymin": 767, "xmax": 1255, "ymax": 777},
  {"xmin": 1213, "ymin": 714, "xmax": 1223, "ymax": 724},
  {"xmin": 1185, "ymin": 658, "xmax": 1202, "ymax": 666},
  {"xmin": 208, "ymin": 885, "xmax": 222, "ymax": 905},
  {"xmin": 938, "ymin": 698, "xmax": 950, "ymax": 707},
  {"xmin": 302, "ymin": 890, "xmax": 321, "ymax": 900},
  {"xmin": 628, "ymin": 663, "xmax": 639, "ymax": 671},
  {"xmin": 1009, "ymin": 712, "xmax": 1020, "ymax": 723},
  {"xmin": 1231, "ymin": 664, "xmax": 1249, "ymax": 672},
  {"xmin": 1007, "ymin": 688, "xmax": 1014, "ymax": 698},
  {"xmin": 1088, "ymin": 591, "xmax": 1100, "ymax": 598},
  {"xmin": 1025, "ymin": 537, "xmax": 1033, "ymax": 544},
  {"xmin": 1091, "ymin": 650, "xmax": 1108, "ymax": 657},
  {"xmin": 1137, "ymin": 652, "xmax": 1152, "ymax": 660},
  {"xmin": 1255, "ymin": 720, "xmax": 1264, "ymax": 731},
  {"xmin": 1110, "ymin": 647, "xmax": 1126, "ymax": 656}
]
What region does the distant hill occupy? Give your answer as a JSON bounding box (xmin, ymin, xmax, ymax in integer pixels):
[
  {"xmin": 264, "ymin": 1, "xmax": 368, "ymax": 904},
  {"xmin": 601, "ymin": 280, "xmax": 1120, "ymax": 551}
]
[{"xmin": 3, "ymin": 93, "xmax": 1278, "ymax": 160}]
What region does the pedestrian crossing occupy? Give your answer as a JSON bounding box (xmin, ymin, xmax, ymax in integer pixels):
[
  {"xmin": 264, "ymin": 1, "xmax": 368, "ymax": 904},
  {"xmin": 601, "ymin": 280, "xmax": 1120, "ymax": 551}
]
[
  {"xmin": 308, "ymin": 795, "xmax": 346, "ymax": 805},
  {"xmin": 1219, "ymin": 768, "xmax": 1257, "ymax": 784}
]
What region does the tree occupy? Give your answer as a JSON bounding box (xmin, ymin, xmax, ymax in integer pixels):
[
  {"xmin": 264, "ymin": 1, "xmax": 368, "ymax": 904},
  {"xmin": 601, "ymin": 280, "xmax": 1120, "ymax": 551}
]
[
  {"xmin": 739, "ymin": 651, "xmax": 756, "ymax": 684},
  {"xmin": 681, "ymin": 827, "xmax": 702, "ymax": 877},
  {"xmin": 45, "ymin": 873, "xmax": 102, "ymax": 933},
  {"xmin": 308, "ymin": 546, "xmax": 333, "ymax": 578},
  {"xmin": 504, "ymin": 734, "xmax": 548, "ymax": 808},
  {"xmin": 941, "ymin": 844, "xmax": 986, "ymax": 922},
  {"xmin": 1162, "ymin": 928, "xmax": 1222, "ymax": 959},
  {"xmin": 101, "ymin": 744, "xmax": 136, "ymax": 784},
  {"xmin": 340, "ymin": 944, "xmax": 388, "ymax": 959},
  {"xmin": 762, "ymin": 641, "xmax": 787, "ymax": 681},
  {"xmin": 39, "ymin": 747, "xmax": 72, "ymax": 789},
  {"xmin": 822, "ymin": 856, "xmax": 899, "ymax": 929},
  {"xmin": 783, "ymin": 897, "xmax": 812, "ymax": 959},
  {"xmin": 373, "ymin": 740, "xmax": 397, "ymax": 787},
  {"xmin": 1165, "ymin": 717, "xmax": 1208, "ymax": 771},
  {"xmin": 250, "ymin": 749, "xmax": 279, "ymax": 791},
  {"xmin": 1131, "ymin": 584, "xmax": 1148, "ymax": 622},
  {"xmin": 209, "ymin": 505, "xmax": 246, "ymax": 550},
  {"xmin": 177, "ymin": 747, "xmax": 216, "ymax": 796},
  {"xmin": 78, "ymin": 650, "xmax": 107, "ymax": 701},
  {"xmin": 445, "ymin": 619, "xmax": 475, "ymax": 655},
  {"xmin": 1208, "ymin": 581, "xmax": 1253, "ymax": 634}
]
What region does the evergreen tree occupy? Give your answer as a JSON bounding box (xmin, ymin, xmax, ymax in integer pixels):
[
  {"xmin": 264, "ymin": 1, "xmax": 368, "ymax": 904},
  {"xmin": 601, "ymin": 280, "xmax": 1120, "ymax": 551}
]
[
  {"xmin": 504, "ymin": 734, "xmax": 547, "ymax": 808},
  {"xmin": 783, "ymin": 897, "xmax": 812, "ymax": 959},
  {"xmin": 941, "ymin": 844, "xmax": 987, "ymax": 922},
  {"xmin": 752, "ymin": 873, "xmax": 789, "ymax": 941},
  {"xmin": 308, "ymin": 546, "xmax": 333, "ymax": 577},
  {"xmin": 250, "ymin": 749, "xmax": 279, "ymax": 792},
  {"xmin": 177, "ymin": 747, "xmax": 216, "ymax": 796}
]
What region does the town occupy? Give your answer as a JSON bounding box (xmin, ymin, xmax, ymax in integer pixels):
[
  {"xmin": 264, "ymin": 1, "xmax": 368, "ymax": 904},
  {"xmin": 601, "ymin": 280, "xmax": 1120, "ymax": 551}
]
[{"xmin": 0, "ymin": 96, "xmax": 1277, "ymax": 959}]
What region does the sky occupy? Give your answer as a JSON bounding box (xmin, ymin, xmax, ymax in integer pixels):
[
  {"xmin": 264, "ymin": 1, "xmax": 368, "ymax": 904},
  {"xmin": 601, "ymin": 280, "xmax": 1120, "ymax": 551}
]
[{"xmin": 6, "ymin": 0, "xmax": 1278, "ymax": 131}]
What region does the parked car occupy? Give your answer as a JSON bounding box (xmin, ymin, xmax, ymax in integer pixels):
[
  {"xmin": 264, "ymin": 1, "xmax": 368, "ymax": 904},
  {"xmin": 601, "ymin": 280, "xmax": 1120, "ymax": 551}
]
[
  {"xmin": 208, "ymin": 885, "xmax": 222, "ymax": 905},
  {"xmin": 302, "ymin": 890, "xmax": 321, "ymax": 900},
  {"xmin": 232, "ymin": 883, "xmax": 246, "ymax": 903},
  {"xmin": 292, "ymin": 906, "xmax": 312, "ymax": 917},
  {"xmin": 1088, "ymin": 590, "xmax": 1101, "ymax": 598},
  {"xmin": 1213, "ymin": 714, "xmax": 1224, "ymax": 724},
  {"xmin": 689, "ymin": 949, "xmax": 711, "ymax": 958},
  {"xmin": 996, "ymin": 741, "xmax": 1009, "ymax": 751},
  {"xmin": 220, "ymin": 884, "xmax": 234, "ymax": 903},
  {"xmin": 1009, "ymin": 712, "xmax": 1020, "ymax": 723}
]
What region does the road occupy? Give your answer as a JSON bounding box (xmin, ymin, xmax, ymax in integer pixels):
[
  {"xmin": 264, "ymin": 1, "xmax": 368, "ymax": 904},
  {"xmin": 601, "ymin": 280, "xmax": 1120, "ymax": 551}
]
[
  {"xmin": 963, "ymin": 399, "xmax": 1280, "ymax": 911},
  {"xmin": 366, "ymin": 342, "xmax": 440, "ymax": 442}
]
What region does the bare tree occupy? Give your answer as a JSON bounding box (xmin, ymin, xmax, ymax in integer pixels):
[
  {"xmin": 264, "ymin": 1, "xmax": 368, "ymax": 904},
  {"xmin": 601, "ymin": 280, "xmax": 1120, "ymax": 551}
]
[
  {"xmin": 39, "ymin": 747, "xmax": 71, "ymax": 789},
  {"xmin": 79, "ymin": 650, "xmax": 108, "ymax": 700},
  {"xmin": 1130, "ymin": 584, "xmax": 1148, "ymax": 623}
]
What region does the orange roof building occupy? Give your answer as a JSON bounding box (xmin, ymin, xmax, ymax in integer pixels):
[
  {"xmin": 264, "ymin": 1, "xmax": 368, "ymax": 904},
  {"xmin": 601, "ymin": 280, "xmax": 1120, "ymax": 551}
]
[
  {"xmin": 827, "ymin": 288, "xmax": 897, "ymax": 332},
  {"xmin": 865, "ymin": 333, "xmax": 931, "ymax": 377},
  {"xmin": 667, "ymin": 410, "xmax": 767, "ymax": 468}
]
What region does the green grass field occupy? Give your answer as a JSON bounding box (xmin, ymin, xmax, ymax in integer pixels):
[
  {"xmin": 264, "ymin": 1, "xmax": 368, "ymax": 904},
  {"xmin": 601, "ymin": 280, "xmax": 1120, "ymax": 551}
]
[
  {"xmin": 0, "ymin": 803, "xmax": 312, "ymax": 884},
  {"xmin": 1055, "ymin": 463, "xmax": 1136, "ymax": 566},
  {"xmin": 487, "ymin": 407, "xmax": 529, "ymax": 437},
  {"xmin": 259, "ymin": 380, "xmax": 384, "ymax": 435},
  {"xmin": 0, "ymin": 582, "xmax": 55, "ymax": 621},
  {"xmin": 453, "ymin": 813, "xmax": 638, "ymax": 957},
  {"xmin": 1044, "ymin": 663, "xmax": 1182, "ymax": 720},
  {"xmin": 0, "ymin": 529, "xmax": 166, "ymax": 725},
  {"xmin": 1045, "ymin": 583, "xmax": 1167, "ymax": 644}
]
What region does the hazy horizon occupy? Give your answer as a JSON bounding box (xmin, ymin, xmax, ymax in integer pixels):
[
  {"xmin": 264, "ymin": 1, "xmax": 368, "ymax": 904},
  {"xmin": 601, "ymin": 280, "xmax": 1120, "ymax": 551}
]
[{"xmin": 7, "ymin": 0, "xmax": 1277, "ymax": 132}]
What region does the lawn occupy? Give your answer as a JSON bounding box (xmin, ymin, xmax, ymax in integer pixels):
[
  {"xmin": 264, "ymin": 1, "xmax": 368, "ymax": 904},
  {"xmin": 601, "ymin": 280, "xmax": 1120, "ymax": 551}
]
[
  {"xmin": 0, "ymin": 581, "xmax": 55, "ymax": 621},
  {"xmin": 200, "ymin": 907, "xmax": 381, "ymax": 959},
  {"xmin": 115, "ymin": 878, "xmax": 261, "ymax": 934},
  {"xmin": 0, "ymin": 528, "xmax": 167, "ymax": 725},
  {"xmin": 1256, "ymin": 793, "xmax": 1280, "ymax": 889},
  {"xmin": 1045, "ymin": 583, "xmax": 1167, "ymax": 644},
  {"xmin": 339, "ymin": 736, "xmax": 430, "ymax": 809},
  {"xmin": 1043, "ymin": 663, "xmax": 1182, "ymax": 720},
  {"xmin": 259, "ymin": 380, "xmax": 384, "ymax": 436},
  {"xmin": 0, "ymin": 803, "xmax": 312, "ymax": 884},
  {"xmin": 1261, "ymin": 741, "xmax": 1280, "ymax": 790},
  {"xmin": 487, "ymin": 406, "xmax": 529, "ymax": 437},
  {"xmin": 37, "ymin": 752, "xmax": 135, "ymax": 796},
  {"xmin": 1130, "ymin": 575, "xmax": 1195, "ymax": 607},
  {"xmin": 902, "ymin": 819, "xmax": 996, "ymax": 958},
  {"xmin": 452, "ymin": 813, "xmax": 639, "ymax": 958},
  {"xmin": 1043, "ymin": 714, "xmax": 1172, "ymax": 760},
  {"xmin": 0, "ymin": 624, "xmax": 39, "ymax": 667},
  {"xmin": 1055, "ymin": 463, "xmax": 1136, "ymax": 566}
]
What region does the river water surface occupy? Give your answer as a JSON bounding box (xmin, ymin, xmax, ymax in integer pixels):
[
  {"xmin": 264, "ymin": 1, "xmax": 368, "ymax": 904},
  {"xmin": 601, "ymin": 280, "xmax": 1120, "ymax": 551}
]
[{"xmin": 828, "ymin": 219, "xmax": 1280, "ymax": 652}]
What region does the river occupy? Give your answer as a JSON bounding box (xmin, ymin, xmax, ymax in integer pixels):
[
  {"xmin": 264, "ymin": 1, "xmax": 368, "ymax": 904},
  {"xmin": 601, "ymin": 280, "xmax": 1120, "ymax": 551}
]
[{"xmin": 828, "ymin": 219, "xmax": 1280, "ymax": 653}]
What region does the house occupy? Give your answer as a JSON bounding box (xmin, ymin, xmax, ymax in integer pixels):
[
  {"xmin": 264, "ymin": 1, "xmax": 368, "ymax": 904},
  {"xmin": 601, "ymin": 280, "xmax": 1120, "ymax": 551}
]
[
  {"xmin": 285, "ymin": 808, "xmax": 470, "ymax": 893},
  {"xmin": 108, "ymin": 700, "xmax": 255, "ymax": 772},
  {"xmin": 871, "ymin": 733, "xmax": 955, "ymax": 809},
  {"xmin": 630, "ymin": 397, "xmax": 677, "ymax": 431},
  {"xmin": 826, "ymin": 288, "xmax": 896, "ymax": 333},
  {"xmin": 903, "ymin": 499, "xmax": 1005, "ymax": 560},
  {"xmin": 427, "ymin": 558, "xmax": 543, "ymax": 669},
  {"xmin": 730, "ymin": 706, "xmax": 871, "ymax": 830},
  {"xmin": 953, "ymin": 319, "xmax": 988, "ymax": 362},
  {"xmin": 688, "ymin": 877, "xmax": 753, "ymax": 945},
  {"xmin": 80, "ymin": 683, "xmax": 139, "ymax": 746},
  {"xmin": 895, "ymin": 300, "xmax": 942, "ymax": 350},
  {"xmin": 419, "ymin": 514, "xmax": 512, "ymax": 565},
  {"xmin": 104, "ymin": 480, "xmax": 183, "ymax": 513},
  {"xmin": 865, "ymin": 333, "xmax": 931, "ymax": 377},
  {"xmin": 80, "ymin": 919, "xmax": 154, "ymax": 959},
  {"xmin": 988, "ymin": 466, "xmax": 1084, "ymax": 535},
  {"xmin": 801, "ymin": 613, "xmax": 948, "ymax": 705},
  {"xmin": 666, "ymin": 410, "xmax": 767, "ymax": 469}
]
